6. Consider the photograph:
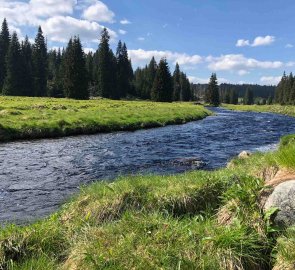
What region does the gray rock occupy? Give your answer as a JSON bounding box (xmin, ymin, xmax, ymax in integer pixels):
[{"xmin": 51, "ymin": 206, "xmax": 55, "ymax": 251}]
[
  {"xmin": 264, "ymin": 180, "xmax": 295, "ymax": 226},
  {"xmin": 238, "ymin": 151, "xmax": 252, "ymax": 159}
]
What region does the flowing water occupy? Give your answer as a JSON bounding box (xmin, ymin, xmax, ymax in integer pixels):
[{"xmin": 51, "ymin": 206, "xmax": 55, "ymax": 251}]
[{"xmin": 1, "ymin": 107, "xmax": 295, "ymax": 224}]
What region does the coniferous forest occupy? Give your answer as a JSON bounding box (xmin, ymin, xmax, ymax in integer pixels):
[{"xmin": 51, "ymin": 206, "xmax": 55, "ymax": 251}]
[
  {"xmin": 275, "ymin": 72, "xmax": 295, "ymax": 105},
  {"xmin": 0, "ymin": 19, "xmax": 192, "ymax": 101}
]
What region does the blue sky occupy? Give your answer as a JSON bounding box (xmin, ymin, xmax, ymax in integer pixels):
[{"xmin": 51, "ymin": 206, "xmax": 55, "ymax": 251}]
[{"xmin": 1, "ymin": 0, "xmax": 295, "ymax": 85}]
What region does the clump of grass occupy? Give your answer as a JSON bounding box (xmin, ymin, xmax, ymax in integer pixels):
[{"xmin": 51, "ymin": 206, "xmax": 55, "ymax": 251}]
[{"xmin": 0, "ymin": 96, "xmax": 211, "ymax": 142}]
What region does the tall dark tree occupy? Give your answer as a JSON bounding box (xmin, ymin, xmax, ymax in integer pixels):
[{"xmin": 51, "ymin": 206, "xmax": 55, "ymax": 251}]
[
  {"xmin": 243, "ymin": 88, "xmax": 254, "ymax": 105},
  {"xmin": 172, "ymin": 63, "xmax": 181, "ymax": 101},
  {"xmin": 0, "ymin": 18, "xmax": 10, "ymax": 91},
  {"xmin": 180, "ymin": 72, "xmax": 191, "ymax": 101},
  {"xmin": 63, "ymin": 37, "xmax": 88, "ymax": 99},
  {"xmin": 47, "ymin": 48, "xmax": 63, "ymax": 97},
  {"xmin": 32, "ymin": 26, "xmax": 47, "ymax": 96},
  {"xmin": 2, "ymin": 32, "xmax": 22, "ymax": 96},
  {"xmin": 151, "ymin": 58, "xmax": 173, "ymax": 102},
  {"xmin": 96, "ymin": 28, "xmax": 116, "ymax": 98},
  {"xmin": 205, "ymin": 73, "xmax": 219, "ymax": 106},
  {"xmin": 229, "ymin": 88, "xmax": 238, "ymax": 104},
  {"xmin": 20, "ymin": 36, "xmax": 33, "ymax": 96},
  {"xmin": 116, "ymin": 41, "xmax": 132, "ymax": 99}
]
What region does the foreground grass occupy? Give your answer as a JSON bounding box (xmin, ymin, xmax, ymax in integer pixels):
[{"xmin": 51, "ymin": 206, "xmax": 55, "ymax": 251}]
[
  {"xmin": 3, "ymin": 134, "xmax": 295, "ymax": 269},
  {"xmin": 223, "ymin": 104, "xmax": 295, "ymax": 117},
  {"xmin": 0, "ymin": 97, "xmax": 211, "ymax": 142}
]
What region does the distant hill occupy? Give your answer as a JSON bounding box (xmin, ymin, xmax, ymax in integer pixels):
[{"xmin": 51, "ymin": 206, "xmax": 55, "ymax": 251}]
[{"xmin": 192, "ymin": 83, "xmax": 276, "ymax": 100}]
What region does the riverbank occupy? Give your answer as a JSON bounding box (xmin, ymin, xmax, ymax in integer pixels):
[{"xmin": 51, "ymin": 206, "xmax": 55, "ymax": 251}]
[
  {"xmin": 223, "ymin": 104, "xmax": 295, "ymax": 117},
  {"xmin": 0, "ymin": 97, "xmax": 211, "ymax": 142},
  {"xmin": 1, "ymin": 134, "xmax": 295, "ymax": 269}
]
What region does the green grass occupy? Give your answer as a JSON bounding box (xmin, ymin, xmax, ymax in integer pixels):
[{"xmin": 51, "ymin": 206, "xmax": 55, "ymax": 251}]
[
  {"xmin": 0, "ymin": 96, "xmax": 211, "ymax": 142},
  {"xmin": 223, "ymin": 104, "xmax": 295, "ymax": 117}
]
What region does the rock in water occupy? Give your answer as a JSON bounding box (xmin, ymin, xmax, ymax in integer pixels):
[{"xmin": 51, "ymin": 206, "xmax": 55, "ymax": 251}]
[
  {"xmin": 264, "ymin": 180, "xmax": 295, "ymax": 226},
  {"xmin": 238, "ymin": 151, "xmax": 252, "ymax": 159}
]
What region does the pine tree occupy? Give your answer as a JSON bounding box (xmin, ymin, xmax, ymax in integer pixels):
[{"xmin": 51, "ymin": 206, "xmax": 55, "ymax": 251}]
[
  {"xmin": 206, "ymin": 73, "xmax": 220, "ymax": 106},
  {"xmin": 0, "ymin": 18, "xmax": 10, "ymax": 91},
  {"xmin": 275, "ymin": 72, "xmax": 287, "ymax": 104},
  {"xmin": 62, "ymin": 37, "xmax": 88, "ymax": 99},
  {"xmin": 21, "ymin": 36, "xmax": 33, "ymax": 96},
  {"xmin": 151, "ymin": 58, "xmax": 173, "ymax": 102},
  {"xmin": 224, "ymin": 90, "xmax": 230, "ymax": 104},
  {"xmin": 243, "ymin": 88, "xmax": 254, "ymax": 105},
  {"xmin": 47, "ymin": 48, "xmax": 63, "ymax": 97},
  {"xmin": 32, "ymin": 26, "xmax": 47, "ymax": 96},
  {"xmin": 180, "ymin": 72, "xmax": 191, "ymax": 101},
  {"xmin": 172, "ymin": 63, "xmax": 181, "ymax": 101},
  {"xmin": 229, "ymin": 88, "xmax": 238, "ymax": 104},
  {"xmin": 2, "ymin": 32, "xmax": 22, "ymax": 96},
  {"xmin": 96, "ymin": 28, "xmax": 116, "ymax": 98}
]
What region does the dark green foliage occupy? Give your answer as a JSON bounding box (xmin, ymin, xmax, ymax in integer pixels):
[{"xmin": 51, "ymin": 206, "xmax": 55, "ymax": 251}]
[
  {"xmin": 172, "ymin": 63, "xmax": 181, "ymax": 101},
  {"xmin": 32, "ymin": 26, "xmax": 47, "ymax": 97},
  {"xmin": 116, "ymin": 41, "xmax": 133, "ymax": 99},
  {"xmin": 243, "ymin": 88, "xmax": 254, "ymax": 105},
  {"xmin": 2, "ymin": 32, "xmax": 22, "ymax": 96},
  {"xmin": 151, "ymin": 58, "xmax": 173, "ymax": 102},
  {"xmin": 0, "ymin": 18, "xmax": 10, "ymax": 91},
  {"xmin": 180, "ymin": 72, "xmax": 191, "ymax": 101},
  {"xmin": 274, "ymin": 72, "xmax": 295, "ymax": 105},
  {"xmin": 62, "ymin": 37, "xmax": 89, "ymax": 100},
  {"xmin": 96, "ymin": 28, "xmax": 116, "ymax": 98},
  {"xmin": 47, "ymin": 48, "xmax": 64, "ymax": 98},
  {"xmin": 205, "ymin": 73, "xmax": 220, "ymax": 106},
  {"xmin": 21, "ymin": 36, "xmax": 33, "ymax": 96}
]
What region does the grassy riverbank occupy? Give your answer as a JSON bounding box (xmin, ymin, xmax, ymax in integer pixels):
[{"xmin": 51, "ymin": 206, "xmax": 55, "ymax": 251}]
[
  {"xmin": 1, "ymin": 135, "xmax": 295, "ymax": 269},
  {"xmin": 0, "ymin": 97, "xmax": 211, "ymax": 142},
  {"xmin": 223, "ymin": 104, "xmax": 295, "ymax": 117}
]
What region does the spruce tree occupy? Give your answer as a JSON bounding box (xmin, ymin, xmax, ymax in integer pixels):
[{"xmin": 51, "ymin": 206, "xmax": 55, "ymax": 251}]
[
  {"xmin": 151, "ymin": 58, "xmax": 173, "ymax": 102},
  {"xmin": 32, "ymin": 26, "xmax": 47, "ymax": 96},
  {"xmin": 224, "ymin": 90, "xmax": 230, "ymax": 104},
  {"xmin": 206, "ymin": 73, "xmax": 220, "ymax": 106},
  {"xmin": 146, "ymin": 57, "xmax": 157, "ymax": 98},
  {"xmin": 21, "ymin": 36, "xmax": 33, "ymax": 96},
  {"xmin": 243, "ymin": 88, "xmax": 254, "ymax": 105},
  {"xmin": 180, "ymin": 72, "xmax": 191, "ymax": 101},
  {"xmin": 0, "ymin": 18, "xmax": 10, "ymax": 91},
  {"xmin": 63, "ymin": 37, "xmax": 89, "ymax": 99},
  {"xmin": 229, "ymin": 88, "xmax": 238, "ymax": 104},
  {"xmin": 96, "ymin": 28, "xmax": 116, "ymax": 98},
  {"xmin": 172, "ymin": 63, "xmax": 181, "ymax": 101},
  {"xmin": 2, "ymin": 32, "xmax": 22, "ymax": 96}
]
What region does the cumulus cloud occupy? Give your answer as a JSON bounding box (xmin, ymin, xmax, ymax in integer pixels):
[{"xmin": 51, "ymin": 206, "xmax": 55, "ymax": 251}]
[
  {"xmin": 82, "ymin": 1, "xmax": 115, "ymax": 23},
  {"xmin": 128, "ymin": 49, "xmax": 203, "ymax": 66},
  {"xmin": 286, "ymin": 43, "xmax": 294, "ymax": 48},
  {"xmin": 118, "ymin": 29, "xmax": 127, "ymax": 35},
  {"xmin": 236, "ymin": 35, "xmax": 275, "ymax": 47},
  {"xmin": 237, "ymin": 70, "xmax": 249, "ymax": 76},
  {"xmin": 260, "ymin": 76, "xmax": 281, "ymax": 85},
  {"xmin": 188, "ymin": 76, "xmax": 229, "ymax": 84},
  {"xmin": 120, "ymin": 19, "xmax": 131, "ymax": 25},
  {"xmin": 207, "ymin": 54, "xmax": 283, "ymax": 72},
  {"xmin": 42, "ymin": 16, "xmax": 117, "ymax": 43},
  {"xmin": 137, "ymin": 37, "xmax": 145, "ymax": 41}
]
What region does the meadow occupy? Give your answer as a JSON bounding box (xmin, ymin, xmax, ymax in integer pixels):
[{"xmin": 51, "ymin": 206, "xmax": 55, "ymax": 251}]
[
  {"xmin": 0, "ymin": 96, "xmax": 211, "ymax": 142},
  {"xmin": 224, "ymin": 104, "xmax": 295, "ymax": 117},
  {"xmin": 1, "ymin": 133, "xmax": 295, "ymax": 269}
]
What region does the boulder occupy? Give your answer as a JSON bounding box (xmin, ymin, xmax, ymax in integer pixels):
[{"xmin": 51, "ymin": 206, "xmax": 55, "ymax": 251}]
[
  {"xmin": 238, "ymin": 151, "xmax": 252, "ymax": 159},
  {"xmin": 264, "ymin": 180, "xmax": 295, "ymax": 226}
]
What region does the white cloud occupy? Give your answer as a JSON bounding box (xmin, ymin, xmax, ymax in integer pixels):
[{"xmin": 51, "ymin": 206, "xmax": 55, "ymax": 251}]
[
  {"xmin": 120, "ymin": 19, "xmax": 131, "ymax": 25},
  {"xmin": 119, "ymin": 29, "xmax": 127, "ymax": 35},
  {"xmin": 128, "ymin": 49, "xmax": 203, "ymax": 66},
  {"xmin": 252, "ymin": 35, "xmax": 275, "ymax": 47},
  {"xmin": 260, "ymin": 76, "xmax": 281, "ymax": 85},
  {"xmin": 286, "ymin": 43, "xmax": 294, "ymax": 48},
  {"xmin": 235, "ymin": 35, "xmax": 275, "ymax": 47},
  {"xmin": 188, "ymin": 76, "xmax": 229, "ymax": 84},
  {"xmin": 137, "ymin": 37, "xmax": 145, "ymax": 41},
  {"xmin": 42, "ymin": 16, "xmax": 117, "ymax": 43},
  {"xmin": 82, "ymin": 1, "xmax": 115, "ymax": 23},
  {"xmin": 207, "ymin": 54, "xmax": 283, "ymax": 72},
  {"xmin": 236, "ymin": 39, "xmax": 250, "ymax": 47},
  {"xmin": 84, "ymin": 47, "xmax": 96, "ymax": 54},
  {"xmin": 237, "ymin": 70, "xmax": 249, "ymax": 76},
  {"xmin": 286, "ymin": 61, "xmax": 295, "ymax": 67}
]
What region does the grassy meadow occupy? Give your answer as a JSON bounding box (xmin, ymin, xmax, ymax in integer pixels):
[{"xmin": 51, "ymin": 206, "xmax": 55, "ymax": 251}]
[
  {"xmin": 1, "ymin": 134, "xmax": 295, "ymax": 269},
  {"xmin": 223, "ymin": 104, "xmax": 295, "ymax": 117},
  {"xmin": 0, "ymin": 96, "xmax": 211, "ymax": 142}
]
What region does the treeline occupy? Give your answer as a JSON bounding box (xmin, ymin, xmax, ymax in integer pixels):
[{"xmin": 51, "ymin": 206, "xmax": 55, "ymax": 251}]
[
  {"xmin": 0, "ymin": 19, "xmax": 192, "ymax": 101},
  {"xmin": 275, "ymin": 72, "xmax": 295, "ymax": 105}
]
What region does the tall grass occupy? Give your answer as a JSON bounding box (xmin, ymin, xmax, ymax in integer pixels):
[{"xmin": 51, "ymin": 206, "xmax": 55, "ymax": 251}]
[{"xmin": 0, "ymin": 97, "xmax": 211, "ymax": 142}]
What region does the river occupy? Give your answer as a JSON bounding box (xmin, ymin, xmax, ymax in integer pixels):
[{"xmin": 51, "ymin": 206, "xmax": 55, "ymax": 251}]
[{"xmin": 1, "ymin": 107, "xmax": 295, "ymax": 224}]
